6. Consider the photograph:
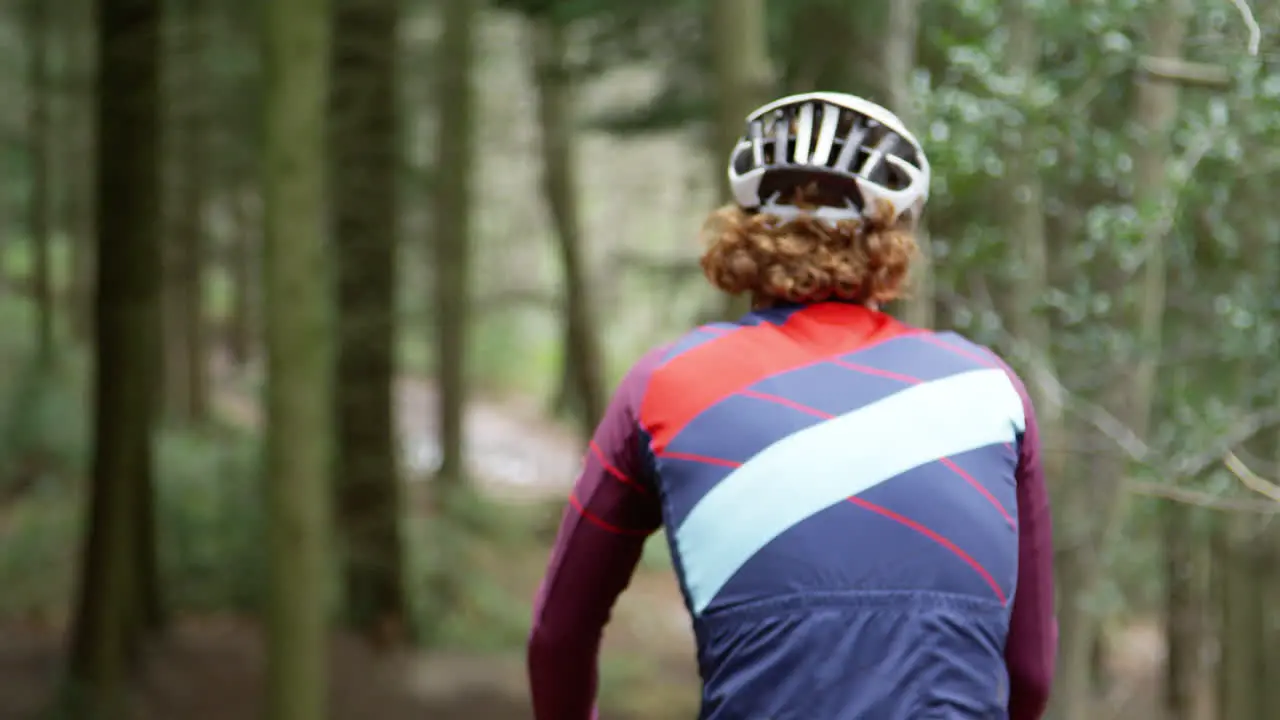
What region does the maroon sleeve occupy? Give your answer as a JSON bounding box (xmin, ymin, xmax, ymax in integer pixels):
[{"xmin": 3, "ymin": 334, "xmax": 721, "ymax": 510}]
[
  {"xmin": 527, "ymin": 347, "xmax": 666, "ymax": 720},
  {"xmin": 1003, "ymin": 374, "xmax": 1057, "ymax": 719}
]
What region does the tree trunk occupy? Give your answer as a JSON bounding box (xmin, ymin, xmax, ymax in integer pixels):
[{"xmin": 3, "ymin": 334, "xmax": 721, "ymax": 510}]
[
  {"xmin": 777, "ymin": 1, "xmax": 883, "ymax": 97},
  {"xmin": 432, "ymin": 0, "xmax": 476, "ymax": 491},
  {"xmin": 27, "ymin": 0, "xmax": 55, "ymax": 364},
  {"xmin": 709, "ymin": 0, "xmax": 771, "ymax": 320},
  {"xmin": 227, "ymin": 190, "xmax": 257, "ymax": 366},
  {"xmin": 1215, "ymin": 520, "xmax": 1268, "ymax": 719},
  {"xmin": 1267, "ymin": 267, "xmax": 1280, "ymax": 720},
  {"xmin": 62, "ymin": 0, "xmax": 97, "ymax": 345},
  {"xmin": 65, "ymin": 0, "xmax": 163, "ymax": 714},
  {"xmin": 882, "ymin": 0, "xmax": 932, "ymax": 328},
  {"xmin": 1162, "ymin": 503, "xmax": 1202, "ymax": 720},
  {"xmin": 161, "ymin": 0, "xmax": 210, "ymax": 424},
  {"xmin": 1266, "ymin": 478, "xmax": 1280, "ymax": 718},
  {"xmin": 531, "ymin": 12, "xmax": 606, "ymax": 438},
  {"xmin": 262, "ymin": 0, "xmax": 333, "ymax": 714},
  {"xmin": 331, "ymin": 0, "xmax": 408, "ymax": 646},
  {"xmin": 180, "ymin": 0, "xmax": 210, "ymax": 424},
  {"xmin": 420, "ymin": 0, "xmax": 476, "ymax": 646}
]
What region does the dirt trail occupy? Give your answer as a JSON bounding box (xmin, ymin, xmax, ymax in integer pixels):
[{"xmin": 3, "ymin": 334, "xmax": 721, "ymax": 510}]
[
  {"xmin": 0, "ymin": 619, "xmax": 534, "ymax": 720},
  {"xmin": 211, "ymin": 364, "xmax": 583, "ymax": 502}
]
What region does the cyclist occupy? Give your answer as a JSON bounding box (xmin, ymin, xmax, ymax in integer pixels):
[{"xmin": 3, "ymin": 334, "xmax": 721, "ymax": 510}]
[{"xmin": 528, "ymin": 92, "xmax": 1056, "ymax": 719}]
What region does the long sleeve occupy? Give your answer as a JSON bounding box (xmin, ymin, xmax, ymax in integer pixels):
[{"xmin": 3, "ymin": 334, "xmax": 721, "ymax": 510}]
[
  {"xmin": 527, "ymin": 348, "xmax": 666, "ymax": 720},
  {"xmin": 1004, "ymin": 377, "xmax": 1058, "ymax": 719}
]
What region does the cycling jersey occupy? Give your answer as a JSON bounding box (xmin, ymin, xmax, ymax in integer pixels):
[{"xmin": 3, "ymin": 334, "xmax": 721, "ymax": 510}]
[{"xmin": 528, "ymin": 302, "xmax": 1056, "ymax": 719}]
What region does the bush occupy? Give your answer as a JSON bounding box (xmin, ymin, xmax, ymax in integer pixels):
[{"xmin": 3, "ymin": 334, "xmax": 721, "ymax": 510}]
[{"xmin": 154, "ymin": 428, "xmax": 265, "ymax": 612}]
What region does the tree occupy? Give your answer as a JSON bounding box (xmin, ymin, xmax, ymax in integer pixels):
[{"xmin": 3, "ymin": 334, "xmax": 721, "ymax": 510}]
[
  {"xmin": 431, "ymin": 0, "xmax": 476, "ymax": 491},
  {"xmin": 65, "ymin": 0, "xmax": 163, "ymax": 714},
  {"xmin": 26, "ymin": 0, "xmax": 54, "ymax": 363},
  {"xmin": 331, "ymin": 0, "xmax": 407, "ymax": 645},
  {"xmin": 160, "ymin": 0, "xmax": 211, "ymax": 423},
  {"xmin": 1051, "ymin": 4, "xmax": 1190, "ymax": 718},
  {"xmin": 262, "ymin": 0, "xmax": 333, "ymax": 713},
  {"xmin": 709, "ymin": 0, "xmax": 771, "ymax": 319},
  {"xmin": 58, "ymin": 0, "xmax": 98, "ymax": 344},
  {"xmin": 420, "ymin": 0, "xmax": 477, "ymax": 643},
  {"xmin": 881, "ymin": 0, "xmax": 932, "ymax": 328},
  {"xmin": 529, "ymin": 7, "xmax": 606, "ymax": 438}
]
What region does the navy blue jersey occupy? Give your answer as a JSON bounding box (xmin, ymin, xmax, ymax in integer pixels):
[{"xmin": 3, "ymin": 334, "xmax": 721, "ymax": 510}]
[{"xmin": 530, "ymin": 302, "xmax": 1056, "ymax": 720}]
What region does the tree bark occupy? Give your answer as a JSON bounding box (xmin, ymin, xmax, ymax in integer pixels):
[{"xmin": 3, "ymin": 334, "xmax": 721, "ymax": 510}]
[
  {"xmin": 531, "ymin": 12, "xmax": 606, "ymax": 438},
  {"xmin": 709, "ymin": 0, "xmax": 771, "ymax": 320},
  {"xmin": 1215, "ymin": 520, "xmax": 1268, "ymax": 720},
  {"xmin": 882, "ymin": 0, "xmax": 932, "ymax": 328},
  {"xmin": 27, "ymin": 0, "xmax": 55, "ymax": 364},
  {"xmin": 262, "ymin": 0, "xmax": 334, "ymax": 714},
  {"xmin": 778, "ymin": 1, "xmax": 872, "ymax": 95},
  {"xmin": 227, "ymin": 190, "xmax": 258, "ymax": 366},
  {"xmin": 331, "ymin": 0, "xmax": 408, "ymax": 646},
  {"xmin": 63, "ymin": 0, "xmax": 97, "ymax": 345},
  {"xmin": 161, "ymin": 0, "xmax": 210, "ymax": 423},
  {"xmin": 65, "ymin": 0, "xmax": 163, "ymax": 715},
  {"xmin": 1161, "ymin": 502, "xmax": 1202, "ymax": 720},
  {"xmin": 432, "ymin": 0, "xmax": 476, "ymax": 491}
]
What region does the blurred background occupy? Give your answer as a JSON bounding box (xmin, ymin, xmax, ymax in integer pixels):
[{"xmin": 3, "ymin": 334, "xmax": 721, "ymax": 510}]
[{"xmin": 0, "ymin": 0, "xmax": 1278, "ymax": 718}]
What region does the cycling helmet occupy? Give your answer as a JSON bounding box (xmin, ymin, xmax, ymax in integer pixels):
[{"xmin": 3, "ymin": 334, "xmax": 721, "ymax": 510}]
[{"xmin": 727, "ymin": 92, "xmax": 931, "ymax": 227}]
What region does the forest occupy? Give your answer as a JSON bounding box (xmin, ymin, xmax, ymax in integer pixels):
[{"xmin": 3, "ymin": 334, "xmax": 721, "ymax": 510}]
[{"xmin": 0, "ymin": 0, "xmax": 1278, "ymax": 718}]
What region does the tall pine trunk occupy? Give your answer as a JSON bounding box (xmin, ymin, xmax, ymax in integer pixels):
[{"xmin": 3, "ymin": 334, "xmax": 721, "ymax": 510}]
[
  {"xmin": 262, "ymin": 0, "xmax": 334, "ymax": 714},
  {"xmin": 709, "ymin": 0, "xmax": 771, "ymax": 320},
  {"xmin": 63, "ymin": 0, "xmax": 97, "ymax": 344},
  {"xmin": 531, "ymin": 11, "xmax": 605, "ymax": 438},
  {"xmin": 26, "ymin": 0, "xmax": 55, "ymax": 364},
  {"xmin": 65, "ymin": 0, "xmax": 163, "ymax": 714},
  {"xmin": 161, "ymin": 0, "xmax": 210, "ymax": 423},
  {"xmin": 422, "ymin": 0, "xmax": 476, "ymax": 644},
  {"xmin": 882, "ymin": 0, "xmax": 932, "ymax": 328},
  {"xmin": 431, "ymin": 0, "xmax": 475, "ymax": 491},
  {"xmin": 331, "ymin": 0, "xmax": 408, "ymax": 645},
  {"xmin": 227, "ymin": 189, "xmax": 258, "ymax": 366}
]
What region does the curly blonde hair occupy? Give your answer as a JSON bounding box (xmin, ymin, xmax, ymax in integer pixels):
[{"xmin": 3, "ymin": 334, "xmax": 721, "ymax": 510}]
[{"xmin": 699, "ymin": 185, "xmax": 918, "ymax": 309}]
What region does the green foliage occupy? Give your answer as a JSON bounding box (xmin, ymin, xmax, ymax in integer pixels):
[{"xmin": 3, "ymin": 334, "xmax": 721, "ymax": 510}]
[
  {"xmin": 0, "ymin": 234, "xmax": 76, "ymax": 297},
  {"xmin": 407, "ymin": 490, "xmax": 550, "ymax": 650},
  {"xmin": 0, "ymin": 480, "xmax": 81, "ymax": 618},
  {"xmin": 154, "ymin": 428, "xmax": 265, "ymax": 612},
  {"xmin": 0, "ymin": 355, "xmax": 89, "ymax": 489},
  {"xmin": 0, "ymin": 343, "xmax": 268, "ymax": 617}
]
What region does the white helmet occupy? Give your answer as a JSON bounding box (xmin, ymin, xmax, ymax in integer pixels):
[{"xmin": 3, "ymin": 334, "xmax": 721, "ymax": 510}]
[{"xmin": 726, "ymin": 92, "xmax": 931, "ymax": 227}]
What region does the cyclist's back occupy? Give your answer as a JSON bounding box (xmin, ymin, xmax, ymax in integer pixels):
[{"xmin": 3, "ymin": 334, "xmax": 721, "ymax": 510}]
[{"xmin": 646, "ymin": 303, "xmax": 1029, "ymax": 718}]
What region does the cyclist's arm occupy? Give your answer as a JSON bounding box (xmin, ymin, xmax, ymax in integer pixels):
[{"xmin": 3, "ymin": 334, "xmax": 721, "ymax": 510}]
[
  {"xmin": 1004, "ymin": 378, "xmax": 1057, "ymax": 719},
  {"xmin": 528, "ymin": 349, "xmax": 665, "ymax": 720}
]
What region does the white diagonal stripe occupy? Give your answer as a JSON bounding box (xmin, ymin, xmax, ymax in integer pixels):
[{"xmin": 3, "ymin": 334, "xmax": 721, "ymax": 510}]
[{"xmin": 675, "ymin": 368, "xmax": 1025, "ymax": 616}]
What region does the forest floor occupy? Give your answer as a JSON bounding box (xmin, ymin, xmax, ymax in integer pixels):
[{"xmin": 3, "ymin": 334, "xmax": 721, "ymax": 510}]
[
  {"xmin": 0, "ymin": 369, "xmax": 700, "ymax": 719},
  {"xmin": 0, "ymin": 368, "xmax": 1166, "ymax": 719},
  {"xmin": 0, "ymin": 570, "xmax": 698, "ymax": 720}
]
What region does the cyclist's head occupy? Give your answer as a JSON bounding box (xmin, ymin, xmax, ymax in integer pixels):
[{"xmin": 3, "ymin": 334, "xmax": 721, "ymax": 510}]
[{"xmin": 700, "ymin": 92, "xmax": 930, "ymax": 309}]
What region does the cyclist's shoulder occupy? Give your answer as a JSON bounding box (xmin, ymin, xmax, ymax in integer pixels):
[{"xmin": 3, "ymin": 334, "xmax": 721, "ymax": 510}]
[
  {"xmin": 920, "ymin": 329, "xmax": 1033, "ymax": 404},
  {"xmin": 644, "ymin": 320, "xmax": 746, "ymax": 373},
  {"xmin": 921, "ymin": 329, "xmax": 1004, "ymax": 365}
]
